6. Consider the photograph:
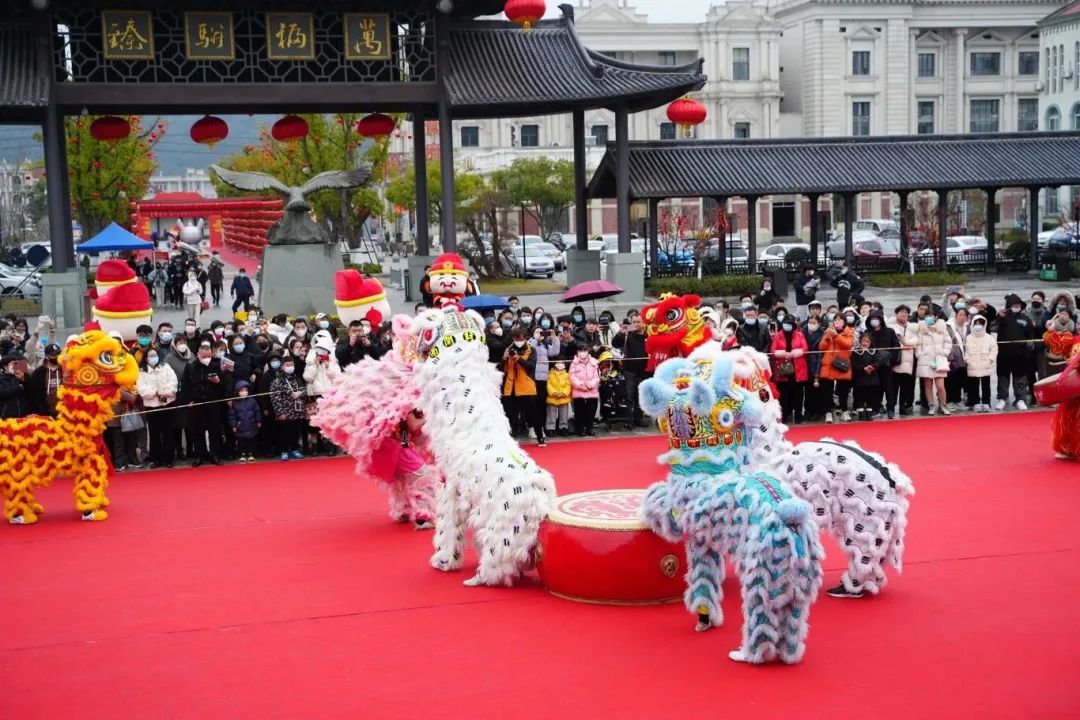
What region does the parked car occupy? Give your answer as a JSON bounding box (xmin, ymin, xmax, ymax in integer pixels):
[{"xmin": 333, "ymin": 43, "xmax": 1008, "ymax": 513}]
[
  {"xmin": 757, "ymin": 242, "xmax": 813, "ymax": 270},
  {"xmin": 0, "ymin": 266, "xmax": 43, "ymax": 296},
  {"xmin": 1038, "ymin": 224, "xmax": 1075, "ymax": 248},
  {"xmin": 826, "ymin": 231, "xmax": 894, "ymax": 260},
  {"xmin": 854, "ymin": 219, "xmax": 899, "ymax": 235},
  {"xmin": 943, "ymin": 235, "xmax": 988, "ymax": 264},
  {"xmin": 1047, "ymin": 228, "xmax": 1080, "ymax": 249},
  {"xmin": 656, "ymin": 244, "xmax": 695, "ymax": 268},
  {"xmin": 514, "ymin": 236, "xmax": 563, "ymax": 269},
  {"xmin": 505, "ymin": 245, "xmax": 555, "ymax": 278},
  {"xmin": 546, "ymin": 232, "xmax": 576, "ymax": 251}
]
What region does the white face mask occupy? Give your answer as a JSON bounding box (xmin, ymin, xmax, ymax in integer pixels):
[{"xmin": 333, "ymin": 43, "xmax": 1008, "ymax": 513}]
[
  {"xmin": 198, "ymin": 356, "xmax": 211, "ymax": 366},
  {"xmin": 491, "ymin": 326, "xmax": 503, "ymax": 337},
  {"xmin": 973, "ymin": 324, "xmax": 986, "ymax": 334},
  {"xmin": 513, "ymin": 340, "xmax": 526, "ymax": 348}
]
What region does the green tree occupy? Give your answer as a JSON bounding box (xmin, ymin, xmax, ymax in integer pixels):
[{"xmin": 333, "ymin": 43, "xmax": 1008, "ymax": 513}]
[
  {"xmin": 55, "ymin": 116, "xmax": 163, "ymax": 235},
  {"xmin": 499, "ymin": 157, "xmax": 575, "ymax": 240},
  {"xmin": 213, "ymin": 114, "xmax": 392, "ymax": 248}
]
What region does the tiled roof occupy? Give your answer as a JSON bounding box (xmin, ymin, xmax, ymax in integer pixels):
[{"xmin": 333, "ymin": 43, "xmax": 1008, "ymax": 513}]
[
  {"xmin": 588, "ymin": 132, "xmax": 1080, "ymax": 199},
  {"xmin": 0, "ymin": 24, "xmax": 48, "ymax": 117},
  {"xmin": 1039, "ymin": 0, "xmax": 1080, "ymax": 25},
  {"xmin": 444, "ymin": 13, "xmax": 705, "ymax": 118}
]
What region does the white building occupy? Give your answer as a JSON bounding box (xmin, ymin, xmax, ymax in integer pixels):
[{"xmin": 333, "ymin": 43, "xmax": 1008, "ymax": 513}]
[
  {"xmin": 146, "ymin": 168, "xmax": 217, "ymax": 198},
  {"xmin": 1038, "ymin": 0, "xmax": 1080, "ymax": 223}
]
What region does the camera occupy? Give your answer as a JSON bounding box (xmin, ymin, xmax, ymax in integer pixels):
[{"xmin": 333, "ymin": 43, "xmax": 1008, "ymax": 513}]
[{"xmin": 507, "ymin": 346, "xmax": 519, "ymax": 356}]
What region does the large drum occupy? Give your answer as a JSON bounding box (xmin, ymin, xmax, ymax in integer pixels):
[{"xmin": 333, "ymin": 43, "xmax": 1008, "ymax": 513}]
[{"xmin": 537, "ymin": 489, "xmax": 685, "ymax": 605}]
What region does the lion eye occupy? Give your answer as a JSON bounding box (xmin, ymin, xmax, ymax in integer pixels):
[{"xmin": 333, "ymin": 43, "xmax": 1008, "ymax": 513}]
[
  {"xmin": 758, "ymin": 388, "xmax": 771, "ymax": 402},
  {"xmin": 99, "ymin": 351, "xmax": 114, "ymax": 365},
  {"xmin": 665, "ymin": 308, "xmax": 682, "ymax": 323}
]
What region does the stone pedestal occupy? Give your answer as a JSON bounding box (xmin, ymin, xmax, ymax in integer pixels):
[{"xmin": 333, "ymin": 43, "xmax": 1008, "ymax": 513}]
[
  {"xmin": 605, "ymin": 252, "xmax": 645, "ymax": 304},
  {"xmin": 566, "ymin": 249, "xmax": 601, "ymax": 287},
  {"xmin": 407, "ymin": 255, "xmax": 435, "ymax": 305},
  {"xmin": 258, "ymin": 244, "xmax": 343, "ymax": 317},
  {"xmin": 41, "ymin": 269, "xmax": 87, "ymax": 334}
]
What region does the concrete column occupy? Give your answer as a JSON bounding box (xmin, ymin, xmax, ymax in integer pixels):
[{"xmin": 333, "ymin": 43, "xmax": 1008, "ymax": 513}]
[
  {"xmin": 843, "ymin": 192, "xmax": 855, "ymax": 265},
  {"xmin": 573, "ymin": 109, "xmax": 588, "ymax": 251},
  {"xmin": 898, "ymin": 190, "xmax": 911, "ymax": 259},
  {"xmin": 412, "ymin": 113, "xmax": 429, "ymax": 256},
  {"xmin": 648, "ymin": 197, "xmax": 660, "ymax": 279},
  {"xmin": 746, "ymin": 195, "xmax": 759, "ymax": 269},
  {"xmin": 1028, "ymin": 187, "xmax": 1040, "ymax": 271},
  {"xmin": 909, "ymin": 29, "xmax": 919, "ymax": 133},
  {"xmin": 984, "ymin": 187, "xmax": 997, "ymax": 268},
  {"xmin": 437, "ymin": 99, "xmax": 456, "ymax": 252},
  {"xmin": 807, "ymin": 193, "xmax": 821, "ymax": 265},
  {"xmin": 43, "ymin": 103, "xmax": 74, "ymax": 272},
  {"xmin": 937, "ymin": 189, "xmax": 949, "ymax": 270},
  {"xmin": 955, "ymin": 29, "xmax": 967, "ymax": 133},
  {"xmin": 615, "ymin": 104, "xmax": 631, "ymax": 254}
]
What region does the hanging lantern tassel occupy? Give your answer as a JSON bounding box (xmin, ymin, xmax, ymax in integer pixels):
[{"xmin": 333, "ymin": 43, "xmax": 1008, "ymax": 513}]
[
  {"xmin": 504, "ymin": 0, "xmax": 546, "ymax": 31},
  {"xmin": 666, "ymin": 96, "xmax": 707, "ymax": 138},
  {"xmin": 190, "ymin": 115, "xmax": 229, "ymax": 149}
]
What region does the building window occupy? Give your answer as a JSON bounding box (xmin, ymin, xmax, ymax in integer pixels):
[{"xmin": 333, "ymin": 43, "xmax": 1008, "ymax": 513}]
[
  {"xmin": 1046, "ymin": 47, "xmax": 1052, "ymax": 88},
  {"xmin": 1075, "ymin": 42, "xmax": 1079, "ymax": 90},
  {"xmin": 917, "ymin": 53, "xmax": 935, "ymax": 78},
  {"xmin": 520, "ymin": 124, "xmax": 539, "ymax": 147},
  {"xmin": 1046, "ymin": 105, "xmax": 1062, "ymax": 131},
  {"xmin": 1060, "ymin": 44, "xmax": 1066, "ymax": 91},
  {"xmin": 970, "ymin": 51, "xmax": 1001, "ymax": 76},
  {"xmin": 658, "ymin": 51, "xmax": 676, "ymax": 66},
  {"xmin": 590, "ymin": 124, "xmax": 608, "ymax": 146},
  {"xmin": 1045, "ymin": 188, "xmax": 1060, "ymax": 216},
  {"xmin": 1072, "ymin": 102, "xmax": 1080, "ymax": 130},
  {"xmin": 734, "ymin": 122, "xmax": 750, "ymax": 139},
  {"xmin": 732, "ymin": 47, "xmax": 750, "ymax": 81},
  {"xmin": 969, "ymin": 99, "xmax": 1000, "ymax": 133},
  {"xmin": 917, "ymin": 101, "xmax": 934, "ymax": 134},
  {"xmin": 660, "ymin": 122, "xmax": 676, "ymax": 140},
  {"xmin": 460, "ymin": 126, "xmax": 479, "ymax": 147},
  {"xmin": 1018, "ymin": 51, "xmax": 1039, "ymax": 76},
  {"xmin": 1052, "ymin": 46, "xmax": 1058, "ymax": 91},
  {"xmin": 852, "ymin": 101, "xmax": 871, "ymax": 135},
  {"xmin": 1018, "ymin": 98, "xmax": 1039, "ymax": 131},
  {"xmin": 852, "ymin": 50, "xmax": 871, "ymax": 76}
]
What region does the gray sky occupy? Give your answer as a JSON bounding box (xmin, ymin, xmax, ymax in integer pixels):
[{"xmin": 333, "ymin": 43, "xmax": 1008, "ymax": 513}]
[{"xmin": 567, "ymin": 0, "xmax": 716, "ymax": 23}]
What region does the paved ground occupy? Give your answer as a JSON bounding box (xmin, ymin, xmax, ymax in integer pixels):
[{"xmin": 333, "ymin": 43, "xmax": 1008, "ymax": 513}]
[{"xmin": 150, "ymin": 255, "xmax": 1077, "ymax": 329}]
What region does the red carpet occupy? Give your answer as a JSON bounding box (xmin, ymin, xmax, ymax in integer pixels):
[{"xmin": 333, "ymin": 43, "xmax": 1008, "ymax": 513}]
[{"xmin": 2, "ymin": 412, "xmax": 1078, "ymax": 719}]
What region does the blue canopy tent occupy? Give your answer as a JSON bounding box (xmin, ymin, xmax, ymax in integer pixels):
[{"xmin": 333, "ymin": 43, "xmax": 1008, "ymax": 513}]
[{"xmin": 75, "ymin": 222, "xmax": 155, "ymax": 253}]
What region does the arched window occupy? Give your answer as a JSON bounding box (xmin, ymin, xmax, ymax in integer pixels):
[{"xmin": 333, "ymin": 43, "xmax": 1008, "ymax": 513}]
[
  {"xmin": 1047, "ymin": 105, "xmax": 1062, "ymax": 130},
  {"xmin": 1071, "ymin": 102, "xmax": 1080, "ymax": 129}
]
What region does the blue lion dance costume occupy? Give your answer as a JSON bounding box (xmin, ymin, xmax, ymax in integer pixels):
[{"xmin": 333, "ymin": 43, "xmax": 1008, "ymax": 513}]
[{"xmin": 639, "ymin": 346, "xmax": 824, "ymax": 664}]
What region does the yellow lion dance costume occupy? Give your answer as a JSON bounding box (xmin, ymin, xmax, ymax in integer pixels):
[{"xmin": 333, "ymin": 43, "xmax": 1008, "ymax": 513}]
[{"xmin": 1, "ymin": 330, "xmax": 138, "ymax": 524}]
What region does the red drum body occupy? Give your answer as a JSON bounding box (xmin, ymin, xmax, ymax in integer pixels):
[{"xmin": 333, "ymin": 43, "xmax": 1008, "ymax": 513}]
[
  {"xmin": 537, "ymin": 489, "xmax": 685, "ymax": 605},
  {"xmin": 1034, "ymin": 363, "xmax": 1080, "ymax": 406}
]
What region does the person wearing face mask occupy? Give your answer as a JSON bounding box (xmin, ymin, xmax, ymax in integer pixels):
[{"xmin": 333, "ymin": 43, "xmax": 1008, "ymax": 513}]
[
  {"xmin": 256, "ymin": 350, "xmax": 282, "ymax": 457},
  {"xmin": 574, "ymin": 317, "xmax": 603, "ymax": 356},
  {"xmin": 755, "ymin": 279, "xmax": 781, "ymax": 314},
  {"xmin": 793, "ymin": 266, "xmax": 819, "ymax": 322},
  {"xmin": 502, "ymin": 327, "xmax": 543, "ymax": 445},
  {"xmin": 801, "ymin": 316, "xmax": 826, "ymax": 421},
  {"xmin": 529, "ymin": 313, "xmax": 561, "ymax": 442},
  {"xmin": 569, "ymin": 305, "xmax": 587, "ymax": 329},
  {"xmin": 303, "ymin": 334, "xmax": 340, "ymax": 455},
  {"xmin": 943, "ymin": 308, "xmax": 970, "ymax": 410},
  {"xmin": 156, "ymin": 322, "xmax": 174, "ymax": 349},
  {"xmin": 736, "ymin": 307, "xmax": 771, "ymax": 353},
  {"xmin": 819, "ymin": 313, "xmax": 855, "ymax": 423},
  {"xmin": 611, "ymin": 310, "xmax": 650, "ymax": 427},
  {"xmin": 483, "ymin": 312, "xmax": 509, "ymax": 364},
  {"xmin": 884, "ymin": 305, "xmax": 918, "ymax": 417},
  {"xmin": 164, "ymin": 334, "xmax": 195, "ymax": 461},
  {"xmin": 769, "ymin": 314, "xmax": 809, "ymax": 424},
  {"xmin": 990, "ymin": 293, "xmax": 1034, "ymax": 411},
  {"xmin": 518, "ymin": 307, "xmax": 534, "ymax": 330},
  {"xmin": 863, "ymin": 309, "xmax": 898, "ymax": 418},
  {"xmin": 915, "ymin": 312, "xmax": 953, "ymax": 415},
  {"xmin": 830, "ymin": 264, "xmax": 864, "ymax": 310},
  {"xmin": 964, "ymin": 314, "xmax": 997, "ymax": 412},
  {"xmin": 270, "ymin": 355, "xmax": 308, "ymax": 461},
  {"xmin": 1028, "ymin": 291, "xmax": 1052, "ymax": 390},
  {"xmin": 182, "ymin": 270, "xmax": 204, "ymax": 324},
  {"xmin": 718, "ymin": 317, "xmax": 740, "ymax": 351},
  {"xmin": 136, "ymin": 346, "xmax": 178, "ymax": 468},
  {"xmin": 230, "ymin": 266, "xmax": 256, "ymax": 314},
  {"xmin": 26, "ymin": 344, "xmax": 63, "ymax": 417},
  {"xmin": 290, "ymin": 317, "xmax": 311, "ymax": 345},
  {"xmin": 596, "ymin": 314, "xmax": 618, "ymax": 348},
  {"xmin": 228, "ymin": 380, "xmax": 262, "ymax": 462},
  {"xmin": 314, "ymin": 312, "xmax": 337, "ymax": 341},
  {"xmin": 569, "ymin": 342, "xmax": 600, "ymax": 437},
  {"xmin": 181, "ymin": 341, "xmax": 227, "ymax": 467}
]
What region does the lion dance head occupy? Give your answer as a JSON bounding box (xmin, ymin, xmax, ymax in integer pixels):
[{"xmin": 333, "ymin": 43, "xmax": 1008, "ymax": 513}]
[
  {"xmin": 641, "ymin": 293, "xmax": 709, "ymax": 372},
  {"xmin": 60, "ymin": 330, "xmax": 139, "ymax": 395}
]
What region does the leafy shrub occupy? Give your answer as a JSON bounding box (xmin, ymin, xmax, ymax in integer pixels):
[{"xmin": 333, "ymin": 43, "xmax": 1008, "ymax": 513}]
[
  {"xmin": 344, "ymin": 262, "xmax": 383, "ymax": 275},
  {"xmin": 784, "ymin": 247, "xmax": 812, "ymax": 268},
  {"xmin": 648, "ymin": 275, "xmax": 763, "ymax": 298},
  {"xmin": 868, "ymin": 271, "xmax": 968, "ymax": 288},
  {"xmin": 1004, "ymin": 240, "xmax": 1030, "ymax": 262},
  {"xmin": 996, "ymin": 228, "xmax": 1027, "ymax": 246}
]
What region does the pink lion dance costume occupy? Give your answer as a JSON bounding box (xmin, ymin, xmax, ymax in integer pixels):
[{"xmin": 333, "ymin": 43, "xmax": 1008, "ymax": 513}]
[{"xmin": 312, "ymin": 317, "xmax": 440, "ymax": 528}]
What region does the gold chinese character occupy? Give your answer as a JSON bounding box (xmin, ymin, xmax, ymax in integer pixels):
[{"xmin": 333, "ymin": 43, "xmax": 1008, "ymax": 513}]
[
  {"xmin": 275, "ymin": 22, "xmax": 308, "ymax": 50},
  {"xmin": 108, "ymin": 19, "xmax": 150, "ymax": 52},
  {"xmin": 196, "ymin": 22, "xmax": 225, "ymax": 50},
  {"xmin": 356, "ymin": 18, "xmax": 382, "ymax": 56}
]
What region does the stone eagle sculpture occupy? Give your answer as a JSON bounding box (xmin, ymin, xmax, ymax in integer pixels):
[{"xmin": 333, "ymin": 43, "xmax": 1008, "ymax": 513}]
[{"xmin": 210, "ymin": 164, "xmax": 372, "ymax": 245}]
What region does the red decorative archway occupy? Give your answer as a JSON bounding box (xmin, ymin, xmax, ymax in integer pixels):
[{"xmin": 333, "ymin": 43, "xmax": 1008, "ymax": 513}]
[{"xmin": 130, "ymin": 192, "xmax": 284, "ymax": 259}]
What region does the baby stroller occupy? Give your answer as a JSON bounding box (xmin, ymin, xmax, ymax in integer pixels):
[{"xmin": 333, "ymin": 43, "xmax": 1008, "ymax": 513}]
[{"xmin": 598, "ymin": 350, "xmax": 634, "ymax": 431}]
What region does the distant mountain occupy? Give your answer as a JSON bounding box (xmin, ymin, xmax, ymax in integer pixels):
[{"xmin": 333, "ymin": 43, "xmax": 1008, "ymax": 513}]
[{"xmin": 0, "ymin": 115, "xmax": 273, "ymax": 174}]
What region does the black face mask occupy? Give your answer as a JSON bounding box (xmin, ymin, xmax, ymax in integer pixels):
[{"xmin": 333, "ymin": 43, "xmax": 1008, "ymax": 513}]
[{"xmin": 1031, "ymin": 301, "xmax": 1042, "ymax": 308}]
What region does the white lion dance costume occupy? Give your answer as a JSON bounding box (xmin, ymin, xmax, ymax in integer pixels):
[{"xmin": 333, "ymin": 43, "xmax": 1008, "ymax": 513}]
[
  {"xmin": 729, "ymin": 347, "xmax": 915, "ymax": 599},
  {"xmin": 312, "ymin": 317, "xmax": 440, "ymax": 528},
  {"xmin": 406, "ymin": 307, "xmax": 556, "ymax": 586},
  {"xmin": 639, "ymin": 346, "xmax": 823, "ymax": 664}
]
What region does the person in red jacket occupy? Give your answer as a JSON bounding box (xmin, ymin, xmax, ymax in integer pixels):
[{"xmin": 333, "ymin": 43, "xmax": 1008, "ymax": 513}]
[
  {"xmin": 770, "ymin": 315, "xmax": 810, "ymax": 424},
  {"xmin": 819, "ymin": 313, "xmax": 856, "ymax": 423}
]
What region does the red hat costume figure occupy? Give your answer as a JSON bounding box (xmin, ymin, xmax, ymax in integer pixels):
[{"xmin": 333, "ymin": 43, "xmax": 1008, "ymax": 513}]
[
  {"xmin": 1037, "ymin": 330, "xmax": 1080, "ymax": 461},
  {"xmin": 426, "ymin": 253, "xmax": 474, "ymax": 309}
]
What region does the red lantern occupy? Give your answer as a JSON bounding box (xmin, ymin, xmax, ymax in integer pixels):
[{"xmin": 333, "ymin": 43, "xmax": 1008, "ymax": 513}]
[
  {"xmin": 504, "ymin": 0, "xmax": 545, "ymax": 31},
  {"xmin": 666, "ymin": 97, "xmax": 707, "ymax": 137},
  {"xmin": 355, "ymin": 113, "xmax": 396, "ymax": 138},
  {"xmin": 89, "ymin": 116, "xmax": 131, "ymax": 143},
  {"xmin": 190, "ymin": 115, "xmax": 229, "ymax": 148},
  {"xmin": 271, "ymin": 115, "xmax": 309, "ymax": 144}
]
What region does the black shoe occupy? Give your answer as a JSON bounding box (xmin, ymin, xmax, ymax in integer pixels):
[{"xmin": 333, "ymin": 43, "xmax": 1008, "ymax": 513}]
[
  {"xmin": 192, "ymin": 459, "xmax": 202, "ymax": 468},
  {"xmin": 899, "ymin": 408, "xmax": 913, "ymax": 416},
  {"xmin": 634, "ymin": 418, "xmax": 650, "ymax": 428},
  {"xmin": 826, "ymin": 584, "xmax": 865, "ymax": 599},
  {"xmin": 586, "ymin": 430, "xmax": 596, "ymax": 437},
  {"xmin": 887, "ymin": 411, "xmax": 895, "ymax": 420},
  {"xmin": 537, "ymin": 437, "xmax": 547, "ymax": 448},
  {"xmin": 210, "ymin": 458, "xmax": 223, "ymax": 466}
]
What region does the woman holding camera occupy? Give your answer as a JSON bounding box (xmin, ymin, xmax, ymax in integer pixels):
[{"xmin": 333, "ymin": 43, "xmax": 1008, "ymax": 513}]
[{"xmin": 502, "ymin": 327, "xmax": 544, "ymax": 446}]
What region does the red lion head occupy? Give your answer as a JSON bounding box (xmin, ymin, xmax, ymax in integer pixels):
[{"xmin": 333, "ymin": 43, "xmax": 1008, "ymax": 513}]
[{"xmin": 641, "ymin": 293, "xmax": 708, "ymax": 371}]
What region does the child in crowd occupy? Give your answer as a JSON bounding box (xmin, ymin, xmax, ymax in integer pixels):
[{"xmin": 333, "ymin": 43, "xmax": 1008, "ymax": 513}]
[
  {"xmin": 851, "ymin": 332, "xmax": 886, "ymax": 421},
  {"xmin": 546, "ymin": 359, "xmax": 572, "ymax": 436},
  {"xmin": 229, "ymin": 380, "xmax": 261, "ymax": 462},
  {"xmin": 965, "ymin": 314, "xmax": 997, "ymax": 412},
  {"xmin": 570, "ymin": 342, "xmax": 600, "ymax": 437}
]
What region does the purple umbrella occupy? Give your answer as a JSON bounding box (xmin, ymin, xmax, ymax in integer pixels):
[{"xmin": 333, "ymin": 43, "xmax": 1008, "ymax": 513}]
[{"xmin": 560, "ymin": 280, "xmax": 624, "ymax": 316}]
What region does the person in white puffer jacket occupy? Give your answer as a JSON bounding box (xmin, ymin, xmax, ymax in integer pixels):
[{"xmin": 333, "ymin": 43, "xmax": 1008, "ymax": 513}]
[
  {"xmin": 135, "ymin": 347, "xmax": 179, "ymax": 467},
  {"xmin": 303, "ymin": 330, "xmax": 340, "ymax": 455},
  {"xmin": 964, "ymin": 314, "xmax": 997, "ymax": 412}
]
